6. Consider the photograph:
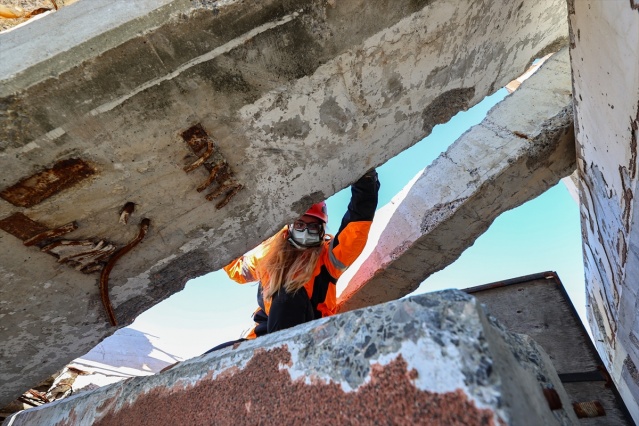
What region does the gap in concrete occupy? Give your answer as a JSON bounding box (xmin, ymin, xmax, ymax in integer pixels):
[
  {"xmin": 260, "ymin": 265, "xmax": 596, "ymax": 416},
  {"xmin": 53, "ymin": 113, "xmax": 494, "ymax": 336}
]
[
  {"xmin": 58, "ymin": 86, "xmax": 512, "ymax": 382},
  {"xmin": 409, "ymin": 181, "xmax": 587, "ymax": 327}
]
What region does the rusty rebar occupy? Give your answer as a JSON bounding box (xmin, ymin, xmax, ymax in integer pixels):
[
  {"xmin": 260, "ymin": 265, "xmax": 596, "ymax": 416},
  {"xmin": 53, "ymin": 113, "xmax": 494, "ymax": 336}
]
[
  {"xmin": 119, "ymin": 202, "xmax": 135, "ymax": 225},
  {"xmin": 216, "ymin": 184, "xmax": 243, "ymax": 209},
  {"xmin": 23, "ymin": 221, "xmax": 78, "ymax": 246},
  {"xmin": 183, "ymin": 141, "xmax": 214, "ymax": 173},
  {"xmin": 99, "ymin": 218, "xmax": 150, "ymax": 326},
  {"xmin": 206, "ymin": 180, "xmax": 233, "ymax": 202},
  {"xmin": 197, "ymin": 162, "xmax": 225, "ymax": 192}
]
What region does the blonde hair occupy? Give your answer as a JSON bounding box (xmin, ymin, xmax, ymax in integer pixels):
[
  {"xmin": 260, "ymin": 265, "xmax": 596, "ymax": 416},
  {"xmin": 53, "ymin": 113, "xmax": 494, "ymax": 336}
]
[{"xmin": 260, "ymin": 228, "xmax": 323, "ymax": 300}]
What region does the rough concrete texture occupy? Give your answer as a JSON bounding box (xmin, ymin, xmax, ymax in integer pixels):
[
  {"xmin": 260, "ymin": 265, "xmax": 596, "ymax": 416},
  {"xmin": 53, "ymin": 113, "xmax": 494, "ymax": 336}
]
[
  {"xmin": 0, "ymin": 0, "xmax": 569, "ymax": 405},
  {"xmin": 337, "ymin": 49, "xmax": 575, "ymax": 312},
  {"xmin": 568, "ymin": 0, "xmax": 639, "ymax": 421},
  {"xmin": 3, "ymin": 290, "xmax": 579, "ymax": 426}
]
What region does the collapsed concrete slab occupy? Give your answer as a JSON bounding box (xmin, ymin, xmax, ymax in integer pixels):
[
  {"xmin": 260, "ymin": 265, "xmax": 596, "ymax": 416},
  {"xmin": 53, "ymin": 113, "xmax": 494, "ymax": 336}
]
[
  {"xmin": 338, "ymin": 49, "xmax": 575, "ymax": 312},
  {"xmin": 0, "ymin": 0, "xmax": 569, "ymax": 405},
  {"xmin": 2, "ymin": 290, "xmax": 579, "ymax": 426},
  {"xmin": 567, "ymin": 1, "xmax": 639, "ymax": 421}
]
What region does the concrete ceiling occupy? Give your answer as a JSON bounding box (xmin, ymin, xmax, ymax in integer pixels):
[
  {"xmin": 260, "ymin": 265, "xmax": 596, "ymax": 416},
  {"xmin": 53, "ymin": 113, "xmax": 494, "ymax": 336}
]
[{"xmin": 0, "ymin": 0, "xmax": 568, "ymax": 406}]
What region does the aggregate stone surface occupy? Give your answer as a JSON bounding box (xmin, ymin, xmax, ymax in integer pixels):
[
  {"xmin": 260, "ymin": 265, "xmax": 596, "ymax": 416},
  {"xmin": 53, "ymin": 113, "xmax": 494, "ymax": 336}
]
[{"xmin": 4, "ymin": 290, "xmax": 578, "ymax": 426}]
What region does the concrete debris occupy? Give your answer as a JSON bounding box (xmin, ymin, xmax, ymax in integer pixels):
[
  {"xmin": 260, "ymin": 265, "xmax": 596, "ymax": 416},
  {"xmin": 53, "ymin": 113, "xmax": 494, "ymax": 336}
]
[
  {"xmin": 45, "ymin": 367, "xmax": 88, "ymax": 402},
  {"xmin": 2, "ymin": 290, "xmax": 579, "ymax": 426},
  {"xmin": 42, "ymin": 239, "xmax": 116, "ymax": 272}
]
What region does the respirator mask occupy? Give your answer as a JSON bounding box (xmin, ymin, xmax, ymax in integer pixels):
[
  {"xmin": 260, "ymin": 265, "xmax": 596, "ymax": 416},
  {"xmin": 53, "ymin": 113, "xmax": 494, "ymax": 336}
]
[{"xmin": 287, "ymin": 220, "xmax": 324, "ymax": 249}]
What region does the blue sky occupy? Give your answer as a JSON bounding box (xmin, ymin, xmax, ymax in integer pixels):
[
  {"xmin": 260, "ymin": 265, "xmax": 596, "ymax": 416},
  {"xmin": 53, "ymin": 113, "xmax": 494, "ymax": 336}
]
[{"xmin": 128, "ymin": 88, "xmax": 585, "ymax": 358}]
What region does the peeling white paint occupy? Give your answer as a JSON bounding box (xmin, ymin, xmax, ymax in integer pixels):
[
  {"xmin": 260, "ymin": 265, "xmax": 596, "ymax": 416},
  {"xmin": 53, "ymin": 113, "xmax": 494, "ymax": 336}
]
[{"xmin": 570, "ymin": 0, "xmax": 639, "ymax": 419}]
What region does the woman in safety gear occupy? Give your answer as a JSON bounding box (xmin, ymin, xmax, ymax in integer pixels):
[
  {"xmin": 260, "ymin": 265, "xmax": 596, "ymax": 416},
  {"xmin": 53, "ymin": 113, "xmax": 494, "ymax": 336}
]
[{"xmin": 205, "ymin": 169, "xmax": 379, "ymax": 352}]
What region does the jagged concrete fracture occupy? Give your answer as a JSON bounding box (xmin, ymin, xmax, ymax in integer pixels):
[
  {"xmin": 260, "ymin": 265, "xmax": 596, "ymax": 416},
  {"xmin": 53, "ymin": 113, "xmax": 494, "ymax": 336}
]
[
  {"xmin": 338, "ymin": 49, "xmax": 575, "ymax": 312},
  {"xmin": 0, "ymin": 0, "xmax": 568, "ymax": 405},
  {"xmin": 568, "ymin": 1, "xmax": 639, "ymax": 421},
  {"xmin": 2, "ymin": 290, "xmax": 579, "ymax": 426}
]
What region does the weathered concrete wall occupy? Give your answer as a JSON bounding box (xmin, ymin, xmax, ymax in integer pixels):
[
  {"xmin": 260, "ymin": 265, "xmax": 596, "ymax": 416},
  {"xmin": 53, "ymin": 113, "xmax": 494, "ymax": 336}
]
[
  {"xmin": 2, "ymin": 290, "xmax": 579, "ymax": 426},
  {"xmin": 0, "ymin": 0, "xmax": 569, "ymax": 405},
  {"xmin": 568, "ymin": 0, "xmax": 639, "ymax": 421},
  {"xmin": 338, "ymin": 49, "xmax": 575, "ymax": 312}
]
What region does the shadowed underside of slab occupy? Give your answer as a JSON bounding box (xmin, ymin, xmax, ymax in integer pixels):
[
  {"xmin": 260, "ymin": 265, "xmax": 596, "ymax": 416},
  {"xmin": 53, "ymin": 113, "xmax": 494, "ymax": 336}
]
[
  {"xmin": 0, "ymin": 0, "xmax": 568, "ymax": 406},
  {"xmin": 3, "ymin": 290, "xmax": 578, "ymax": 426},
  {"xmin": 337, "ymin": 49, "xmax": 575, "ymax": 312}
]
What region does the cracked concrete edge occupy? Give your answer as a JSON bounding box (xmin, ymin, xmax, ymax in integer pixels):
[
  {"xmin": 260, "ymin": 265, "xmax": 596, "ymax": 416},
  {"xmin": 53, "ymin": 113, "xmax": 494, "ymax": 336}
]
[
  {"xmin": 2, "ymin": 290, "xmax": 577, "ymax": 426},
  {"xmin": 0, "ymin": 0, "xmax": 177, "ymax": 89},
  {"xmin": 337, "ymin": 48, "xmax": 576, "ymax": 312}
]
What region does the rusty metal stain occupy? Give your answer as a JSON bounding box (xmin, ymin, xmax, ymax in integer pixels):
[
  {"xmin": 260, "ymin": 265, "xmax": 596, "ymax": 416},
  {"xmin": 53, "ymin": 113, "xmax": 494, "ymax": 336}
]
[
  {"xmin": 92, "ymin": 350, "xmax": 499, "ymax": 426},
  {"xmin": 573, "ymin": 401, "xmax": 605, "ymax": 418},
  {"xmin": 99, "ymin": 218, "xmax": 151, "ymax": 326},
  {"xmin": 184, "ymin": 140, "xmax": 214, "ymax": 173},
  {"xmin": 0, "ymin": 212, "xmax": 49, "ymax": 240},
  {"xmin": 542, "ymin": 387, "xmax": 562, "ymax": 410},
  {"xmin": 119, "ymin": 202, "xmax": 135, "ymax": 225},
  {"xmin": 23, "ymin": 221, "xmax": 78, "ymax": 247},
  {"xmin": 0, "ymin": 158, "xmax": 96, "ymax": 208},
  {"xmin": 180, "ymin": 124, "xmax": 244, "ymax": 207},
  {"xmin": 512, "ymin": 131, "xmax": 530, "ymax": 140},
  {"xmin": 197, "ymin": 162, "xmax": 225, "ymax": 192},
  {"xmin": 216, "ymin": 184, "xmax": 244, "ymax": 209},
  {"xmin": 181, "ymin": 123, "xmax": 209, "ymax": 153},
  {"xmin": 206, "ymin": 182, "xmax": 243, "ymax": 209}
]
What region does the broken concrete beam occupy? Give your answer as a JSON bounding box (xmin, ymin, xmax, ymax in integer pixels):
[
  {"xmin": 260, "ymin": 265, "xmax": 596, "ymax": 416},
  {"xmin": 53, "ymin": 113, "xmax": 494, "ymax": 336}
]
[
  {"xmin": 3, "ymin": 290, "xmax": 579, "ymax": 426},
  {"xmin": 0, "ymin": 0, "xmax": 569, "ymax": 406},
  {"xmin": 568, "ymin": 0, "xmax": 639, "ymax": 421},
  {"xmin": 338, "ymin": 49, "xmax": 575, "ymax": 312}
]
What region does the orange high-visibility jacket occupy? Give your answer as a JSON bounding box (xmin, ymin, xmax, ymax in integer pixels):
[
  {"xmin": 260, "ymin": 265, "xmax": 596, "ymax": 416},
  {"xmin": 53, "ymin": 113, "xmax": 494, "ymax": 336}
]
[{"xmin": 224, "ymin": 171, "xmax": 379, "ymax": 338}]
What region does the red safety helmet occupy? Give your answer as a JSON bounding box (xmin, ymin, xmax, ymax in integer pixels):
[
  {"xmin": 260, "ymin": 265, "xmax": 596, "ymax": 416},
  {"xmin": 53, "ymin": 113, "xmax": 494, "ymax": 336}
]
[{"xmin": 304, "ymin": 202, "xmax": 328, "ymax": 223}]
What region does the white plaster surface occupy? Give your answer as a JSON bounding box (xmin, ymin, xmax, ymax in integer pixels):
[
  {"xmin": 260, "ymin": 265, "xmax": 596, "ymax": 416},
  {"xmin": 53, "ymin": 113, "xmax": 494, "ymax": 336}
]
[
  {"xmin": 568, "ymin": 0, "xmax": 639, "ymax": 420},
  {"xmin": 338, "ymin": 49, "xmax": 575, "ymax": 312}
]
